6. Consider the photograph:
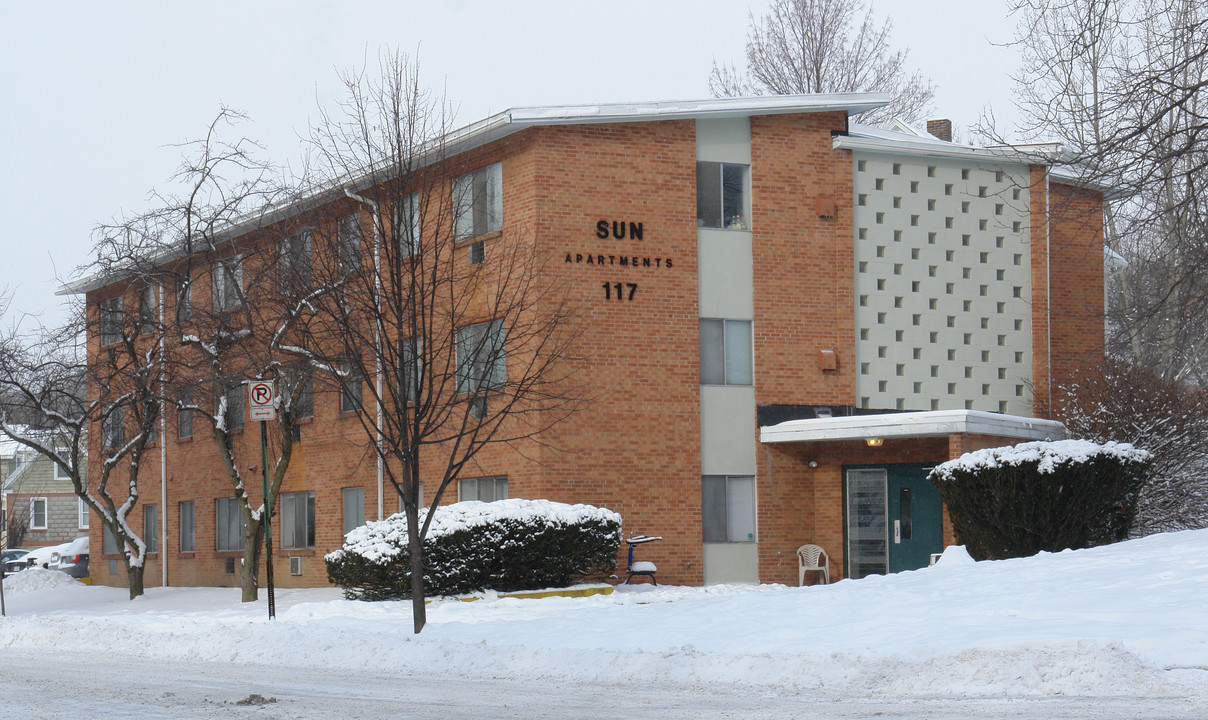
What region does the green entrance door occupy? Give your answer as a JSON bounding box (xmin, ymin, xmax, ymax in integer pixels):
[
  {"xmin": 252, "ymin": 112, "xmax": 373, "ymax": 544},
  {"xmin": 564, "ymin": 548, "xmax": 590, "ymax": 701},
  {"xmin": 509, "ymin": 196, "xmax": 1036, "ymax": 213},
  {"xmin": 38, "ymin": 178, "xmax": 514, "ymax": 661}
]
[{"xmin": 844, "ymin": 464, "xmax": 944, "ymax": 579}]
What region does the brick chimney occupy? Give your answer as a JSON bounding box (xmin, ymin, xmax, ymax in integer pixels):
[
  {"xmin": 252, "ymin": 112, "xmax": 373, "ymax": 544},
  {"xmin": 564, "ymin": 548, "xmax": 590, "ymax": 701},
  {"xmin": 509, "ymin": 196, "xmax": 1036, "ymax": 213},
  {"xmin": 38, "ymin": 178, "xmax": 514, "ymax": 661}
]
[{"xmin": 927, "ymin": 118, "xmax": 953, "ymax": 142}]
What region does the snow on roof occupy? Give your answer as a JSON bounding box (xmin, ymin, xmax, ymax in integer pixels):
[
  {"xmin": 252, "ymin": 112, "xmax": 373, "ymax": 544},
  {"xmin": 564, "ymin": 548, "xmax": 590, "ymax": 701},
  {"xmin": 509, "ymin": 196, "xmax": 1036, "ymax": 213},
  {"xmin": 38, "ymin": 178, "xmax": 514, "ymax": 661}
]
[{"xmin": 760, "ymin": 409, "xmax": 1067, "ymax": 445}]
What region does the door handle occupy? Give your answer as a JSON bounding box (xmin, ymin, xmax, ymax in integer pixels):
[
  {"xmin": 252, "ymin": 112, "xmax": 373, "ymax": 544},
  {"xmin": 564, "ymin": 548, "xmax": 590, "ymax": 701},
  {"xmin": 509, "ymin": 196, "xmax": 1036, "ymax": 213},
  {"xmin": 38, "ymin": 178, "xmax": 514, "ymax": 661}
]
[{"xmin": 893, "ymin": 519, "xmax": 901, "ymax": 544}]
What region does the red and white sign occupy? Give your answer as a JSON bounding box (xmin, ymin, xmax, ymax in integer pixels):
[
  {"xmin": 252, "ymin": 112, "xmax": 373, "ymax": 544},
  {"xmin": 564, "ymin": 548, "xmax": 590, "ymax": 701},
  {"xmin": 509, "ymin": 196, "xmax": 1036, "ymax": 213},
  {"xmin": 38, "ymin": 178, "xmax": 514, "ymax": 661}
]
[{"xmin": 247, "ymin": 381, "xmax": 277, "ymax": 421}]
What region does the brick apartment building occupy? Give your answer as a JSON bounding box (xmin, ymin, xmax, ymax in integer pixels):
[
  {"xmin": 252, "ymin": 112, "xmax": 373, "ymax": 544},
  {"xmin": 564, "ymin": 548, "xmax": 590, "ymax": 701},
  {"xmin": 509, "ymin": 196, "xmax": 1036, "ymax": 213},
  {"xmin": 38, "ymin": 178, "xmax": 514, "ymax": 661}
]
[{"xmin": 73, "ymin": 93, "xmax": 1104, "ymax": 589}]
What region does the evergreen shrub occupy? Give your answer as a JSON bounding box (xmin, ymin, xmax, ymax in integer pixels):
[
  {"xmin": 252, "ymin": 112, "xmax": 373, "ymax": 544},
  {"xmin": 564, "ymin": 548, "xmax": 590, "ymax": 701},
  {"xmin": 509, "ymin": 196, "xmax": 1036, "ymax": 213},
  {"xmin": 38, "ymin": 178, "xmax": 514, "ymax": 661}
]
[
  {"xmin": 325, "ymin": 498, "xmax": 622, "ymax": 601},
  {"xmin": 928, "ymin": 439, "xmax": 1151, "ymax": 560}
]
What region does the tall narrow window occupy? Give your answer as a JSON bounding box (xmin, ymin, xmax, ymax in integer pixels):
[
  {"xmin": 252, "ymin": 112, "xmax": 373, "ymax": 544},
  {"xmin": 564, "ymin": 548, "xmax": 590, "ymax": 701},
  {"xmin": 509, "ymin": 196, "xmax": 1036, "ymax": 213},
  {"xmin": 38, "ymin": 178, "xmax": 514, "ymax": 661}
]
[
  {"xmin": 216, "ymin": 497, "xmax": 244, "ymax": 551},
  {"xmin": 338, "ymin": 214, "xmax": 362, "ymax": 273},
  {"xmin": 281, "ymin": 491, "xmax": 315, "ymax": 549},
  {"xmin": 453, "ymin": 163, "xmax": 503, "ymax": 241},
  {"xmin": 138, "ymin": 285, "xmax": 157, "ymax": 334},
  {"xmin": 100, "ymin": 297, "xmax": 123, "ymax": 345},
  {"xmin": 102, "ymin": 405, "xmax": 125, "ymax": 450},
  {"xmin": 212, "ymin": 256, "xmax": 243, "ymax": 311},
  {"xmin": 342, "ymin": 486, "xmax": 365, "ymax": 536},
  {"xmin": 696, "ymin": 162, "xmax": 750, "ymax": 229},
  {"xmin": 395, "ymin": 193, "xmax": 420, "ymax": 257},
  {"xmin": 293, "ymin": 376, "xmax": 314, "ymax": 419},
  {"xmin": 176, "ymin": 276, "xmax": 193, "ymax": 322},
  {"xmin": 699, "ymin": 319, "xmax": 753, "ymax": 385},
  {"xmin": 78, "ymin": 497, "xmax": 90, "ymax": 529},
  {"xmin": 177, "ymin": 388, "xmax": 194, "ymax": 439},
  {"xmin": 340, "ymin": 362, "xmax": 363, "ymax": 412},
  {"xmin": 279, "ymin": 231, "xmax": 312, "ymax": 292},
  {"xmin": 179, "ymin": 500, "xmax": 195, "ymax": 552},
  {"xmin": 29, "ymin": 497, "xmax": 48, "ymax": 530},
  {"xmin": 220, "ymin": 379, "xmax": 244, "ymax": 431},
  {"xmin": 456, "ymin": 320, "xmax": 506, "ymax": 393},
  {"xmin": 701, "ymin": 475, "xmax": 756, "ymax": 542},
  {"xmin": 399, "ymin": 337, "xmax": 423, "ymax": 403},
  {"xmin": 144, "ymin": 504, "xmax": 159, "ymax": 553}
]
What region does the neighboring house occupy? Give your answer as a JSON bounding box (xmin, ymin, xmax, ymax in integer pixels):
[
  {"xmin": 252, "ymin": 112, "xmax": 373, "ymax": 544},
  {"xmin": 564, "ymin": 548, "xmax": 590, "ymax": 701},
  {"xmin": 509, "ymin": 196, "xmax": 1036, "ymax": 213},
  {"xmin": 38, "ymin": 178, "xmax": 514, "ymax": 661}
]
[
  {"xmin": 2, "ymin": 429, "xmax": 89, "ymax": 549},
  {"xmin": 67, "ymin": 94, "xmax": 1107, "ymax": 589}
]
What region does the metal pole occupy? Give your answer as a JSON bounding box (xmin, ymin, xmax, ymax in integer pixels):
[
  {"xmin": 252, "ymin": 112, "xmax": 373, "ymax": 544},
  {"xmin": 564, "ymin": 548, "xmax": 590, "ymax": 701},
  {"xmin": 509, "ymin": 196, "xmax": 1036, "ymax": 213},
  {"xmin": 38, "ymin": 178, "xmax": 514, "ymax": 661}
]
[{"xmin": 261, "ymin": 420, "xmax": 275, "ymax": 619}]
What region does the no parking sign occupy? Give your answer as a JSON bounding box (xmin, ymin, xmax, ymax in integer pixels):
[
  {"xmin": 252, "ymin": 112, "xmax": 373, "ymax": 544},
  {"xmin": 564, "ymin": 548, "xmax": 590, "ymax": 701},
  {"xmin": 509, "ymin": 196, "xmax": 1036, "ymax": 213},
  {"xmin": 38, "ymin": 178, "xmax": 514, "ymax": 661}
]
[{"xmin": 247, "ymin": 380, "xmax": 277, "ymax": 421}]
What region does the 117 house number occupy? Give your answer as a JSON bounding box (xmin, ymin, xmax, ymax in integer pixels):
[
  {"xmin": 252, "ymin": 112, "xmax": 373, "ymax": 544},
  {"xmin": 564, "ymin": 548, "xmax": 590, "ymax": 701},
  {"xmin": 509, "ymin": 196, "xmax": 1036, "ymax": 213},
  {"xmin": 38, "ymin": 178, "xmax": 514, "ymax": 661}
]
[{"xmin": 602, "ymin": 282, "xmax": 638, "ymax": 301}]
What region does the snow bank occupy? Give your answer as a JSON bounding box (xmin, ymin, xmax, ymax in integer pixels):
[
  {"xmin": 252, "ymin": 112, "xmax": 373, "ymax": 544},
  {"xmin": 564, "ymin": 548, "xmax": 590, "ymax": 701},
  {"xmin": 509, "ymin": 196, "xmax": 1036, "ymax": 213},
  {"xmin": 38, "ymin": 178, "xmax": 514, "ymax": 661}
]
[{"xmin": 3, "ymin": 566, "xmax": 83, "ymax": 593}]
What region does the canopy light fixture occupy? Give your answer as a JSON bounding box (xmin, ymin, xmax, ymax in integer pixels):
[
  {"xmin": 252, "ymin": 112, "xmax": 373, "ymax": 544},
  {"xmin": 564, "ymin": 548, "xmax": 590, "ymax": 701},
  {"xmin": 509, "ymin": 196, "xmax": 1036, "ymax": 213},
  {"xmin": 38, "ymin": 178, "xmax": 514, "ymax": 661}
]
[{"xmin": 866, "ymin": 438, "xmax": 884, "ymax": 447}]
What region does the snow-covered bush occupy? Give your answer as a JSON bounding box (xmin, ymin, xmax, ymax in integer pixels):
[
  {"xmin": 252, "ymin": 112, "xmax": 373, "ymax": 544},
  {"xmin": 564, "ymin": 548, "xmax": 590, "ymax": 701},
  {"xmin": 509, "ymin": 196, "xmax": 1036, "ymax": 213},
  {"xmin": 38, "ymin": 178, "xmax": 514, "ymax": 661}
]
[
  {"xmin": 928, "ymin": 440, "xmax": 1152, "ymax": 560},
  {"xmin": 325, "ymin": 499, "xmax": 622, "ymax": 601}
]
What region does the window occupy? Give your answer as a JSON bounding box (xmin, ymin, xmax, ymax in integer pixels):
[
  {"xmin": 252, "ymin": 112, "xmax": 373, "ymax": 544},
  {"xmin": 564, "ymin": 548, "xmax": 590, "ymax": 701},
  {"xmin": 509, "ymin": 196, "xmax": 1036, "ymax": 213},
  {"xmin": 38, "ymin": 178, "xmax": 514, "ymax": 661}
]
[
  {"xmin": 699, "ymin": 319, "xmax": 753, "ymax": 385},
  {"xmin": 340, "ymin": 362, "xmax": 363, "ymax": 412},
  {"xmin": 102, "ymin": 405, "xmax": 125, "ymax": 450},
  {"xmin": 453, "ymin": 163, "xmax": 503, "ymax": 241},
  {"xmin": 294, "ymin": 376, "xmax": 314, "ymax": 419},
  {"xmin": 212, "ymin": 256, "xmax": 243, "ymax": 311},
  {"xmin": 176, "ymin": 276, "xmax": 193, "ymax": 322},
  {"xmin": 460, "ymin": 476, "xmax": 508, "ymax": 502},
  {"xmin": 702, "ymin": 475, "xmax": 756, "ymax": 543},
  {"xmin": 696, "ymin": 161, "xmax": 749, "ymax": 230},
  {"xmin": 138, "ymin": 285, "xmax": 157, "ymax": 334},
  {"xmin": 456, "ymin": 320, "xmax": 506, "ymax": 393},
  {"xmin": 338, "ymin": 214, "xmax": 362, "ymax": 273},
  {"xmin": 100, "ymin": 296, "xmax": 123, "ymax": 345},
  {"xmin": 342, "ymin": 487, "xmax": 365, "ymax": 536},
  {"xmin": 55, "ymin": 447, "xmax": 71, "ymax": 480},
  {"xmin": 179, "ymin": 501, "xmax": 195, "ymax": 552},
  {"xmin": 178, "ymin": 388, "xmax": 194, "ymax": 439},
  {"xmin": 281, "ymin": 491, "xmax": 315, "ymax": 549},
  {"xmin": 279, "ymin": 231, "xmax": 312, "ymax": 292},
  {"xmin": 29, "ymin": 497, "xmax": 48, "ymax": 530},
  {"xmin": 144, "ymin": 504, "xmax": 158, "ymax": 553},
  {"xmin": 78, "ymin": 497, "xmax": 89, "ymax": 529},
  {"xmin": 103, "ymin": 525, "xmax": 119, "ymax": 554},
  {"xmin": 394, "ymin": 194, "xmax": 419, "ymax": 256},
  {"xmin": 220, "ymin": 379, "xmax": 244, "ymax": 431},
  {"xmin": 399, "ymin": 337, "xmax": 422, "ymax": 403},
  {"xmin": 216, "ymin": 497, "xmax": 244, "ymax": 551}
]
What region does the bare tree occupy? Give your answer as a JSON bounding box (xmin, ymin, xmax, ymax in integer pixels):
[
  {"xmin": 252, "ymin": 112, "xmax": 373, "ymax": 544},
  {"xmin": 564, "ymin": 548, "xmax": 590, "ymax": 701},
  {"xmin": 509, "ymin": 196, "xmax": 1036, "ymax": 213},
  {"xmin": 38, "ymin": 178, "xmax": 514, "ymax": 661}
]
[
  {"xmin": 1000, "ymin": 0, "xmax": 1208, "ymax": 384},
  {"xmin": 0, "ymin": 298, "xmax": 160, "ymax": 599},
  {"xmin": 299, "ymin": 52, "xmax": 585, "ymax": 633},
  {"xmin": 91, "ymin": 110, "xmax": 318, "ymax": 601},
  {"xmin": 709, "ymin": 0, "xmax": 934, "ymax": 125}
]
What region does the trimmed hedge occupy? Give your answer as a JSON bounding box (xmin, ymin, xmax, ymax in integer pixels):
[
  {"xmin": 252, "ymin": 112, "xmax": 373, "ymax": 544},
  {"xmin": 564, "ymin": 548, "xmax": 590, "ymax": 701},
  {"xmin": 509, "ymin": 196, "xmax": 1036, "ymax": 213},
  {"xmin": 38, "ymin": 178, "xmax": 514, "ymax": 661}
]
[
  {"xmin": 928, "ymin": 439, "xmax": 1152, "ymax": 560},
  {"xmin": 326, "ymin": 499, "xmax": 622, "ymax": 601}
]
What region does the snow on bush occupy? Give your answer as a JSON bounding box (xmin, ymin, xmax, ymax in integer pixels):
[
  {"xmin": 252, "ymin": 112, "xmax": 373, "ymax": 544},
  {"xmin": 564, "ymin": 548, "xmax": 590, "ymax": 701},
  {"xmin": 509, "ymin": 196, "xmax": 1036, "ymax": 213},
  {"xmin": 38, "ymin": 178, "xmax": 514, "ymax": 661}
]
[
  {"xmin": 929, "ymin": 440, "xmax": 1152, "ymax": 560},
  {"xmin": 326, "ymin": 499, "xmax": 622, "ymax": 601}
]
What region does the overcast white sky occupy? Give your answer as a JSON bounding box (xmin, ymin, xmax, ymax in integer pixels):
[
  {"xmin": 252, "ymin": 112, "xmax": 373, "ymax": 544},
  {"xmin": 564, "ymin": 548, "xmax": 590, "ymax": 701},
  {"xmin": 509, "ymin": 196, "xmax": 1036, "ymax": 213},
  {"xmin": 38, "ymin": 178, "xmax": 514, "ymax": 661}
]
[{"xmin": 0, "ymin": 0, "xmax": 1023, "ymax": 330}]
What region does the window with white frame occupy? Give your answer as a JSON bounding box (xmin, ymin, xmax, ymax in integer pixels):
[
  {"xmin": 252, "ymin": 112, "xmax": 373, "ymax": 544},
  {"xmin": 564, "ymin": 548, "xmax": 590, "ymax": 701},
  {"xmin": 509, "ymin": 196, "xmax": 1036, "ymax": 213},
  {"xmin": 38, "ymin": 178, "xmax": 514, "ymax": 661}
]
[
  {"xmin": 144, "ymin": 504, "xmax": 158, "ymax": 553},
  {"xmin": 702, "ymin": 475, "xmax": 756, "ymax": 543},
  {"xmin": 342, "ymin": 486, "xmax": 364, "ymax": 537},
  {"xmin": 459, "ymin": 476, "xmax": 507, "ymax": 502},
  {"xmin": 216, "ymin": 497, "xmax": 244, "ymax": 551},
  {"xmin": 699, "ymin": 319, "xmax": 753, "ymax": 385},
  {"xmin": 281, "ymin": 491, "xmax": 315, "ymax": 549},
  {"xmin": 279, "ymin": 231, "xmax": 312, "ymax": 292},
  {"xmin": 338, "ymin": 214, "xmax": 362, "ymax": 274},
  {"xmin": 456, "ymin": 320, "xmax": 506, "ymax": 394},
  {"xmin": 55, "ymin": 447, "xmax": 71, "ymax": 480},
  {"xmin": 78, "ymin": 497, "xmax": 90, "ymax": 529},
  {"xmin": 29, "ymin": 497, "xmax": 48, "ymax": 530},
  {"xmin": 395, "ymin": 193, "xmax": 420, "ymax": 257},
  {"xmin": 453, "ymin": 163, "xmax": 502, "ymax": 241},
  {"xmin": 696, "ymin": 161, "xmax": 750, "ymax": 230},
  {"xmin": 100, "ymin": 296, "xmax": 123, "ymax": 345},
  {"xmin": 138, "ymin": 285, "xmax": 157, "ymax": 334},
  {"xmin": 179, "ymin": 500, "xmax": 195, "ymax": 552},
  {"xmin": 212, "ymin": 256, "xmax": 243, "ymax": 311}
]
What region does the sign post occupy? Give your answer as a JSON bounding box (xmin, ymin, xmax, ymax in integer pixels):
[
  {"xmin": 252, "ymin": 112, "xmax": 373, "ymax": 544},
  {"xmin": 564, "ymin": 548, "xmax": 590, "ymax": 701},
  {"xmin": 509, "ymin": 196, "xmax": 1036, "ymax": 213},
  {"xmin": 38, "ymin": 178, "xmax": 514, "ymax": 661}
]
[{"xmin": 247, "ymin": 380, "xmax": 277, "ymax": 619}]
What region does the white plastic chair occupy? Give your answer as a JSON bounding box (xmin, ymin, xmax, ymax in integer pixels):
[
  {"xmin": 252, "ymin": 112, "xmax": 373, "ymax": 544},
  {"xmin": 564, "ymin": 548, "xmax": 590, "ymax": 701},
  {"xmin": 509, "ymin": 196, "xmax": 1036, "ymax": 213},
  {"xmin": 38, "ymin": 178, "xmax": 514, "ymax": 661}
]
[{"xmin": 797, "ymin": 544, "xmax": 830, "ymax": 586}]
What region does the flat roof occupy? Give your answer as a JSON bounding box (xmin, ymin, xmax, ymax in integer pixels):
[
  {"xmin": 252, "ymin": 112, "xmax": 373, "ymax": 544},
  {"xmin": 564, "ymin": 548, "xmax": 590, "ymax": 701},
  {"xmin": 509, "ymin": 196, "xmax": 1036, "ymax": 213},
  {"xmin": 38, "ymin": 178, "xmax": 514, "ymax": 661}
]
[{"xmin": 759, "ymin": 409, "xmax": 1067, "ymax": 444}]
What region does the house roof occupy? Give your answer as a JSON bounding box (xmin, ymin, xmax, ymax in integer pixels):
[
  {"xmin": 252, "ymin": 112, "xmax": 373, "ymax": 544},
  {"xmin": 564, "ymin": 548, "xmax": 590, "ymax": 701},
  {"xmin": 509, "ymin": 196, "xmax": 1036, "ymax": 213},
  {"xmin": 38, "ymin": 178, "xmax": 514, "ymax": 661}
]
[{"xmin": 759, "ymin": 409, "xmax": 1067, "ymax": 445}]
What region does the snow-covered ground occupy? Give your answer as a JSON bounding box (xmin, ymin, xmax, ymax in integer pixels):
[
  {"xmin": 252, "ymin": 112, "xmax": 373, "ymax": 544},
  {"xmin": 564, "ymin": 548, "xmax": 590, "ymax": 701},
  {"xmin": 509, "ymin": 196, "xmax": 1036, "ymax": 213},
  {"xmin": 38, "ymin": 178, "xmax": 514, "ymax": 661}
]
[{"xmin": 3, "ymin": 529, "xmax": 1208, "ymax": 719}]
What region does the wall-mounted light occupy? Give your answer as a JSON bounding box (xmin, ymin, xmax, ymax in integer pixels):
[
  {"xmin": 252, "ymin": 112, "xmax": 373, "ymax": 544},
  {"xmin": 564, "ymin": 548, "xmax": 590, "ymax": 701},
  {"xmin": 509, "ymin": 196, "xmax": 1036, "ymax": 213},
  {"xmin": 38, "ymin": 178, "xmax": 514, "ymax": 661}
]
[
  {"xmin": 866, "ymin": 438, "xmax": 884, "ymax": 447},
  {"xmin": 807, "ymin": 460, "xmax": 819, "ymax": 468}
]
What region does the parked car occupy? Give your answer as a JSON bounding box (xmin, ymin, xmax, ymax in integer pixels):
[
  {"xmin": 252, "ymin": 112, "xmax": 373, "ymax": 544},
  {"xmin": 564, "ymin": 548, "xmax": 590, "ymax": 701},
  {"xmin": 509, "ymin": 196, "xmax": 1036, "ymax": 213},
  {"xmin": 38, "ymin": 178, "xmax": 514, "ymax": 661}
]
[
  {"xmin": 55, "ymin": 536, "xmax": 89, "ymax": 579},
  {"xmin": 2, "ymin": 548, "xmax": 31, "ymax": 575},
  {"xmin": 22, "ymin": 541, "xmax": 73, "ymax": 570}
]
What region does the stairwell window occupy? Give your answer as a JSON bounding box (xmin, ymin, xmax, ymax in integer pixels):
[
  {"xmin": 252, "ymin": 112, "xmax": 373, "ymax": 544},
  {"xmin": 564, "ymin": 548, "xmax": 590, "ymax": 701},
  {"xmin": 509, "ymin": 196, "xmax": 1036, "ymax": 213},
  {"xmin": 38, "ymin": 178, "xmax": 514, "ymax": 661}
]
[
  {"xmin": 699, "ymin": 319, "xmax": 753, "ymax": 385},
  {"xmin": 696, "ymin": 162, "xmax": 750, "ymax": 230},
  {"xmin": 453, "ymin": 163, "xmax": 502, "ymax": 241},
  {"xmin": 702, "ymin": 475, "xmax": 756, "ymax": 543}
]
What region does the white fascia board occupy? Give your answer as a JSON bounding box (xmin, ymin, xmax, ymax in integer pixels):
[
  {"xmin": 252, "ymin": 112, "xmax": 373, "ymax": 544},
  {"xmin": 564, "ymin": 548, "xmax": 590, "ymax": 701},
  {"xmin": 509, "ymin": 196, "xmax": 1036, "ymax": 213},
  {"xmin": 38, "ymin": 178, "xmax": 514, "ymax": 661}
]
[
  {"xmin": 759, "ymin": 409, "xmax": 1067, "ymax": 444},
  {"xmin": 834, "ymin": 134, "xmax": 1045, "ymax": 166}
]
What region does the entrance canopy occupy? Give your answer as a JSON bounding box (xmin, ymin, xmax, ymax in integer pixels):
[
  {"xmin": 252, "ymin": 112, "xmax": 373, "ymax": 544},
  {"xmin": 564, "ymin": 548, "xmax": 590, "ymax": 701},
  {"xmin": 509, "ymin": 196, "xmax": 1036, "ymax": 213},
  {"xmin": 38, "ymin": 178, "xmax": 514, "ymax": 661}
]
[{"xmin": 759, "ymin": 409, "xmax": 1066, "ymax": 445}]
